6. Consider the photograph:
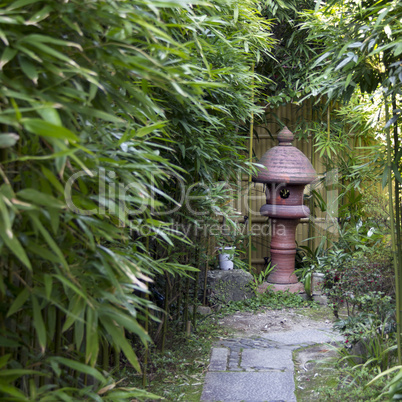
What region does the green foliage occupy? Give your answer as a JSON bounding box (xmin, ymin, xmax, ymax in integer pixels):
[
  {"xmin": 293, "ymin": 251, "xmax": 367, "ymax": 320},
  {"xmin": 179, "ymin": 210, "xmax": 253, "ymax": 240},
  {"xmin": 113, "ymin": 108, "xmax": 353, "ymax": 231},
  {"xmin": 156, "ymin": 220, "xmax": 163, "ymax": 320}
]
[
  {"xmin": 301, "ymin": 0, "xmax": 398, "ymax": 100},
  {"xmin": 218, "ymin": 290, "xmax": 317, "ymax": 315},
  {"xmin": 0, "ymin": 0, "xmax": 274, "ymax": 399},
  {"xmin": 322, "ymin": 248, "xmax": 394, "ymax": 317},
  {"xmin": 367, "ymin": 365, "xmax": 402, "ymax": 400},
  {"xmin": 314, "ymin": 365, "xmax": 387, "ymax": 401},
  {"xmin": 249, "ymin": 263, "xmax": 274, "ymax": 291},
  {"xmin": 127, "ymin": 319, "xmax": 229, "ymax": 401},
  {"xmin": 259, "ymin": 0, "xmax": 318, "ymax": 105}
]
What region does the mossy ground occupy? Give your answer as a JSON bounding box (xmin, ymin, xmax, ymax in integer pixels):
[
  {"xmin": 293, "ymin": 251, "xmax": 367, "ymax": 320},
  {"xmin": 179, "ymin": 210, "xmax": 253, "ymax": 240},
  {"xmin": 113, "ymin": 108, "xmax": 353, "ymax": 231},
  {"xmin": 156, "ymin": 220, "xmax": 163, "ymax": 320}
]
[{"xmin": 125, "ymin": 297, "xmax": 386, "ymax": 401}]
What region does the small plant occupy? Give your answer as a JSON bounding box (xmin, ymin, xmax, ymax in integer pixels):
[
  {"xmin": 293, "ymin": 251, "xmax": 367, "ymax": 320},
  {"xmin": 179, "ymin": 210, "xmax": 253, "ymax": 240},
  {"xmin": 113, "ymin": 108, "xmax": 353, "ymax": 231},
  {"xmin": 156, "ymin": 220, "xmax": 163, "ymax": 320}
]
[
  {"xmin": 367, "ymin": 366, "xmax": 402, "ymax": 400},
  {"xmin": 334, "ymin": 314, "xmax": 397, "ymax": 373},
  {"xmin": 247, "ymin": 262, "xmax": 274, "ymax": 293},
  {"xmin": 313, "ymin": 365, "xmax": 387, "ymax": 401},
  {"xmin": 217, "ymin": 290, "xmax": 318, "ymax": 316}
]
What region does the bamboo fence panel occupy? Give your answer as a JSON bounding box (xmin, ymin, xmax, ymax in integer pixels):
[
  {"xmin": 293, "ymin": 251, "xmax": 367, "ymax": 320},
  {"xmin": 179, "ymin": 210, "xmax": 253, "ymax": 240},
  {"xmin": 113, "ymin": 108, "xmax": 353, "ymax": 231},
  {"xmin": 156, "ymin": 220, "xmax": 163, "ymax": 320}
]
[{"xmin": 241, "ymin": 101, "xmax": 330, "ymax": 273}]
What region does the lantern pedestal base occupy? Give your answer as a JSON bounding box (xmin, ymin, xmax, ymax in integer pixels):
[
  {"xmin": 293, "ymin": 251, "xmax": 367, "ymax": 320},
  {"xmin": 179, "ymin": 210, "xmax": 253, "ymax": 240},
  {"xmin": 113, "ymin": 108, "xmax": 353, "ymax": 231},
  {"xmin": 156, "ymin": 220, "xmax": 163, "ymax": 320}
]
[{"xmin": 266, "ymin": 282, "xmax": 304, "ymax": 293}]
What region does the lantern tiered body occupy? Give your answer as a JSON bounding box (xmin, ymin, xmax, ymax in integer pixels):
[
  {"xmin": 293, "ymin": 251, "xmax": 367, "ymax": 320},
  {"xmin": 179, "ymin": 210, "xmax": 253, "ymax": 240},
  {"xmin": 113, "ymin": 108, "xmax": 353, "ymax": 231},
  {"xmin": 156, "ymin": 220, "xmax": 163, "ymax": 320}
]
[{"xmin": 253, "ymin": 127, "xmax": 317, "ymax": 291}]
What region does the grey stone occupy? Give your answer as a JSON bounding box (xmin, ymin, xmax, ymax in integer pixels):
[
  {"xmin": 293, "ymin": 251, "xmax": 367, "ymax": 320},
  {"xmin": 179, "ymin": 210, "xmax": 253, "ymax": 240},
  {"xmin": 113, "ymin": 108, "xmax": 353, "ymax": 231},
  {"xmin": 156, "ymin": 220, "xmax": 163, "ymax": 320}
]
[
  {"xmin": 262, "ymin": 328, "xmax": 342, "ymax": 345},
  {"xmin": 240, "ymin": 349, "xmax": 293, "ymax": 371},
  {"xmin": 312, "ymin": 273, "xmax": 325, "ymax": 295},
  {"xmin": 201, "ymin": 371, "xmax": 296, "ymax": 402},
  {"xmin": 207, "ymin": 269, "xmax": 254, "ymax": 303},
  {"xmin": 313, "ymin": 295, "xmax": 328, "ymax": 305},
  {"xmin": 209, "ymin": 348, "xmax": 229, "ymax": 371},
  {"xmin": 197, "ymin": 306, "xmax": 213, "ymax": 315}
]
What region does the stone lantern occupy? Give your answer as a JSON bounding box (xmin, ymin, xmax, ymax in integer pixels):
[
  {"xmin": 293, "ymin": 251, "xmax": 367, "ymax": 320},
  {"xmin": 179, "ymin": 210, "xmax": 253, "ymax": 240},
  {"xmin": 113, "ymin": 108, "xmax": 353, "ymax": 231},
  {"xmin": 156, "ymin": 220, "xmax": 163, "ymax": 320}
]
[{"xmin": 252, "ymin": 127, "xmax": 317, "ymax": 292}]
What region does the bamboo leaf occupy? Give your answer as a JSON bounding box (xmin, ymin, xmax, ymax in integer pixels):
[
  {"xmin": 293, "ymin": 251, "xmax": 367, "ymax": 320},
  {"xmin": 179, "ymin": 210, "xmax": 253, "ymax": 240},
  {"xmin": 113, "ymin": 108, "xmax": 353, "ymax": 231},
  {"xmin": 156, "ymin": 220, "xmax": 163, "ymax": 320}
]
[
  {"xmin": 20, "ymin": 57, "xmax": 38, "ymax": 83},
  {"xmin": 7, "ymin": 0, "xmax": 42, "ymax": 10},
  {"xmin": 40, "ymin": 166, "xmax": 64, "ymax": 194},
  {"xmin": 100, "ymin": 319, "xmax": 141, "ymax": 372},
  {"xmin": 334, "ymin": 55, "xmax": 353, "ymax": 71},
  {"xmin": 7, "ymin": 288, "xmax": 30, "ymax": 317},
  {"xmin": 25, "ymin": 5, "xmax": 53, "ymax": 25},
  {"xmin": 36, "ymin": 105, "xmax": 62, "ymax": 126},
  {"xmin": 29, "ymin": 214, "xmax": 69, "ymax": 270},
  {"xmin": 0, "ymin": 133, "xmax": 19, "ymax": 148},
  {"xmin": 385, "ymin": 114, "xmax": 398, "ymax": 129},
  {"xmin": 0, "ymin": 217, "xmax": 32, "ymax": 271},
  {"xmin": 74, "ymin": 312, "xmax": 85, "ymax": 352},
  {"xmin": 86, "ymin": 308, "xmax": 99, "ymax": 366},
  {"xmin": 133, "ymin": 121, "xmax": 167, "ymax": 139},
  {"xmin": 18, "ymin": 188, "xmax": 64, "ymax": 208},
  {"xmin": 48, "ymin": 357, "xmax": 106, "ymax": 384},
  {"xmin": 62, "ymin": 295, "xmax": 85, "ymax": 333},
  {"xmin": 23, "ymin": 119, "xmax": 79, "ymax": 142},
  {"xmin": 0, "ymin": 354, "xmax": 11, "ymax": 369},
  {"xmin": 311, "ymin": 51, "xmax": 332, "ymax": 68},
  {"xmin": 31, "ymin": 295, "xmax": 47, "ymax": 353},
  {"xmin": 0, "ymin": 382, "xmax": 27, "ymax": 399},
  {"xmin": 0, "ymin": 47, "xmax": 17, "ymax": 70},
  {"xmin": 0, "ymin": 369, "xmax": 43, "ymax": 378},
  {"xmin": 393, "ymin": 163, "xmax": 402, "ymax": 183},
  {"xmin": 54, "ymin": 275, "xmax": 88, "ymax": 302}
]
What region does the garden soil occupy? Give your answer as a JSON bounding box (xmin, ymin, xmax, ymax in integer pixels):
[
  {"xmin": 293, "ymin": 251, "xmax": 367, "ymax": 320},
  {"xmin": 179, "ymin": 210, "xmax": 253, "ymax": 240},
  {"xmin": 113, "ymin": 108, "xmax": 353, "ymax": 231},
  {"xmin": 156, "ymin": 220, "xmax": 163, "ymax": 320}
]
[
  {"xmin": 202, "ymin": 307, "xmax": 341, "ymax": 401},
  {"xmin": 216, "ymin": 308, "xmax": 334, "ymax": 336}
]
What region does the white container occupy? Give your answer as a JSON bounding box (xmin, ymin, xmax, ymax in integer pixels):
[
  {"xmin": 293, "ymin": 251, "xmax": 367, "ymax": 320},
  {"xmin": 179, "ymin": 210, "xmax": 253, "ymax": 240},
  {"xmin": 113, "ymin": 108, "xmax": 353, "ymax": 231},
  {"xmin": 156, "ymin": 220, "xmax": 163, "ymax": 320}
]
[{"xmin": 218, "ymin": 247, "xmax": 235, "ymax": 270}]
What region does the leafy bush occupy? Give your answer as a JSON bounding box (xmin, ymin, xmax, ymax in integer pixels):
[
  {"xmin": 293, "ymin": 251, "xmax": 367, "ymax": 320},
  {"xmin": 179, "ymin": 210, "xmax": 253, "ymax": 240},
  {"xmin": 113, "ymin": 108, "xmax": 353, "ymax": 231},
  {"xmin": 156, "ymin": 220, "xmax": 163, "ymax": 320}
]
[
  {"xmin": 0, "ymin": 0, "xmax": 273, "ymax": 399},
  {"xmin": 323, "ymin": 250, "xmax": 394, "ymax": 318}
]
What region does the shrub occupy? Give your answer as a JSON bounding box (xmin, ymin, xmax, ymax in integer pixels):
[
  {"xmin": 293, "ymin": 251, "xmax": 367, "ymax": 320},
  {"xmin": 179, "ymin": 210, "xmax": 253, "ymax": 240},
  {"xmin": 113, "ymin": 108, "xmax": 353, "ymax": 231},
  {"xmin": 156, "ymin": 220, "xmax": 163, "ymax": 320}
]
[{"xmin": 323, "ymin": 249, "xmax": 394, "ymax": 318}]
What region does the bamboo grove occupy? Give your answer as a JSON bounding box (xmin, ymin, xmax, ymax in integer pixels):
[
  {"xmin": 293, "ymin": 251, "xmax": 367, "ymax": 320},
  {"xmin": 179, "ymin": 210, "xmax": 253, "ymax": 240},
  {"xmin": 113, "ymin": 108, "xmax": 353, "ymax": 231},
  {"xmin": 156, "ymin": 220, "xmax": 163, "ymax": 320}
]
[
  {"xmin": 0, "ymin": 0, "xmax": 273, "ymax": 399},
  {"xmin": 301, "ymin": 0, "xmax": 402, "ymax": 364}
]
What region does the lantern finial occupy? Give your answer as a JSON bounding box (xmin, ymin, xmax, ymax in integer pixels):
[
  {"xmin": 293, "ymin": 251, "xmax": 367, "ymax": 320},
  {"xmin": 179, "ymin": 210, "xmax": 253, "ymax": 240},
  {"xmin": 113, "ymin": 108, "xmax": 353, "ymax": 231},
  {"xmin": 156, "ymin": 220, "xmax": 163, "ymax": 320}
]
[{"xmin": 277, "ymin": 126, "xmax": 294, "ymax": 146}]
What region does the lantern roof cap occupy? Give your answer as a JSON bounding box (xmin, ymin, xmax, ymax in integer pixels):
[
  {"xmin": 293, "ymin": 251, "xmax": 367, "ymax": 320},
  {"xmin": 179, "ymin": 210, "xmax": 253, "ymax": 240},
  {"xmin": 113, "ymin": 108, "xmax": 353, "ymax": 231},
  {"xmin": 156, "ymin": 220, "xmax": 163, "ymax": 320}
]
[{"xmin": 252, "ymin": 127, "xmax": 316, "ymax": 185}]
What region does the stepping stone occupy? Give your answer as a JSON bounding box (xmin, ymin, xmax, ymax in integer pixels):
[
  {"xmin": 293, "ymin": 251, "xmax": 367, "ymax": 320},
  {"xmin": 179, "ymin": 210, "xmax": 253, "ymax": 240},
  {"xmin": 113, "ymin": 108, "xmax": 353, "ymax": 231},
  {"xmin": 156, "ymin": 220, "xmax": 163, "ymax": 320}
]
[
  {"xmin": 241, "ymin": 348, "xmax": 293, "ymax": 371},
  {"xmin": 262, "ymin": 328, "xmax": 342, "ymax": 346},
  {"xmin": 201, "ymin": 371, "xmax": 296, "ymax": 402},
  {"xmin": 209, "ymin": 347, "xmax": 229, "ymax": 371},
  {"xmin": 202, "ymin": 328, "xmax": 341, "ymax": 401}
]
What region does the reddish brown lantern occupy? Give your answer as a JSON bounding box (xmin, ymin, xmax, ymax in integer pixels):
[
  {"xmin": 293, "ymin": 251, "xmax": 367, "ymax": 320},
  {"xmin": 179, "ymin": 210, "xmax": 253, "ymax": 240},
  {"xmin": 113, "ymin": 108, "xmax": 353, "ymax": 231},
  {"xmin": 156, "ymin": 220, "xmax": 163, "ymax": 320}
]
[{"xmin": 253, "ymin": 127, "xmax": 317, "ymax": 292}]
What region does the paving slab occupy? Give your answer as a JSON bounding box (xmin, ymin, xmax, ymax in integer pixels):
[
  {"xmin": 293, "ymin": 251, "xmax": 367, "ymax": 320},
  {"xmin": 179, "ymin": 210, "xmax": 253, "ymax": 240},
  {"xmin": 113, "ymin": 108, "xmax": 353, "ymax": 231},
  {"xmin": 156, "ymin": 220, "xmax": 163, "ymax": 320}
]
[
  {"xmin": 261, "ymin": 328, "xmax": 342, "ymax": 345},
  {"xmin": 201, "ymin": 371, "xmax": 296, "ymax": 402},
  {"xmin": 209, "ymin": 348, "xmax": 229, "ymax": 371},
  {"xmin": 202, "ymin": 328, "xmax": 341, "ymax": 401},
  {"xmin": 241, "ymin": 348, "xmax": 293, "ymax": 371}
]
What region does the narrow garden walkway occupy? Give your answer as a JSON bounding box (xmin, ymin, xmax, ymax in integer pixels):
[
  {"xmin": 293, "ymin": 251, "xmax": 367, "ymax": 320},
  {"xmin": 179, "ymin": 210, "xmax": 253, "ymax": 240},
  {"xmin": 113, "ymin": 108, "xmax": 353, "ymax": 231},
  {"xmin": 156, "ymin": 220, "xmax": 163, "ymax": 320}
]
[{"xmin": 201, "ymin": 314, "xmax": 342, "ymax": 401}]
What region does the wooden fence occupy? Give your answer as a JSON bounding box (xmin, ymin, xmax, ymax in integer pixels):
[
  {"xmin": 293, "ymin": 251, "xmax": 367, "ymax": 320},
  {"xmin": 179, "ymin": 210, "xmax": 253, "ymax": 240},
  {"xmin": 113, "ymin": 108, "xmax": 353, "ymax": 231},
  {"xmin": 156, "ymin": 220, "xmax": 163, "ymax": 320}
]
[{"xmin": 234, "ymin": 101, "xmax": 333, "ymax": 273}]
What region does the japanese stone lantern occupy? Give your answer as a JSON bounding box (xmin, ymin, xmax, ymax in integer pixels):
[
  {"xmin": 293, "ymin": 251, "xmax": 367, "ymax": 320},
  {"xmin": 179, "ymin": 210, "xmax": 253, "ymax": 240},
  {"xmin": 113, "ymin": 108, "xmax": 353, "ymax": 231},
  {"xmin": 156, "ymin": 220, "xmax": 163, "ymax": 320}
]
[{"xmin": 252, "ymin": 127, "xmax": 317, "ymax": 292}]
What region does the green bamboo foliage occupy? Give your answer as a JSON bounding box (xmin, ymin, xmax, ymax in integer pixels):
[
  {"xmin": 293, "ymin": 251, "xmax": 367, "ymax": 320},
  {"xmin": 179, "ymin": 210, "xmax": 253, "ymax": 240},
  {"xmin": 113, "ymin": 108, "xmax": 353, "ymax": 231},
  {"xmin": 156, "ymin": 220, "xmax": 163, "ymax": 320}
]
[
  {"xmin": 0, "ymin": 0, "xmax": 273, "ymax": 399},
  {"xmin": 384, "ymin": 94, "xmax": 401, "ymax": 364},
  {"xmin": 300, "ymin": 0, "xmax": 402, "ymax": 363}
]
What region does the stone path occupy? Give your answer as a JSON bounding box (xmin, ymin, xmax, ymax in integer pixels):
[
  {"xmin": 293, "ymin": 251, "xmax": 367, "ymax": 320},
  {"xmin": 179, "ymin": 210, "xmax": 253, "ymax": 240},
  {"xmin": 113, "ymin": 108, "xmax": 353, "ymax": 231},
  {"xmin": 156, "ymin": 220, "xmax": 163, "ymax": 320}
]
[{"xmin": 201, "ymin": 327, "xmax": 342, "ymax": 402}]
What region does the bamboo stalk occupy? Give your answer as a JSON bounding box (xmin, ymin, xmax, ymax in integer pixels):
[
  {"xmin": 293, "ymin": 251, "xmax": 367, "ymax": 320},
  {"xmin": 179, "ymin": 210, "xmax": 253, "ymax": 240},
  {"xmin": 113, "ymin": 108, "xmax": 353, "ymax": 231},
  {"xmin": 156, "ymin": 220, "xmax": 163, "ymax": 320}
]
[
  {"xmin": 114, "ymin": 347, "xmax": 119, "ymax": 371},
  {"xmin": 183, "ymin": 277, "xmax": 190, "ymax": 330},
  {"xmin": 142, "ymin": 237, "xmax": 150, "ymax": 387},
  {"xmin": 161, "ymin": 276, "xmax": 169, "ymax": 353},
  {"xmin": 193, "ymin": 253, "xmax": 200, "ymax": 328},
  {"xmin": 142, "ymin": 292, "xmax": 149, "ymax": 387},
  {"xmin": 203, "ymin": 235, "xmax": 210, "ymax": 306},
  {"xmin": 384, "ymin": 94, "xmax": 401, "ymax": 364},
  {"xmin": 393, "ymin": 95, "xmax": 402, "ymax": 366},
  {"xmin": 326, "ymin": 102, "xmax": 331, "ymax": 250},
  {"xmin": 248, "ymin": 62, "xmax": 254, "ymax": 272},
  {"xmin": 308, "ymin": 100, "xmax": 315, "ymax": 251},
  {"xmin": 176, "ymin": 278, "xmax": 182, "ymax": 322},
  {"xmin": 54, "ymin": 309, "xmax": 62, "ymax": 355}
]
